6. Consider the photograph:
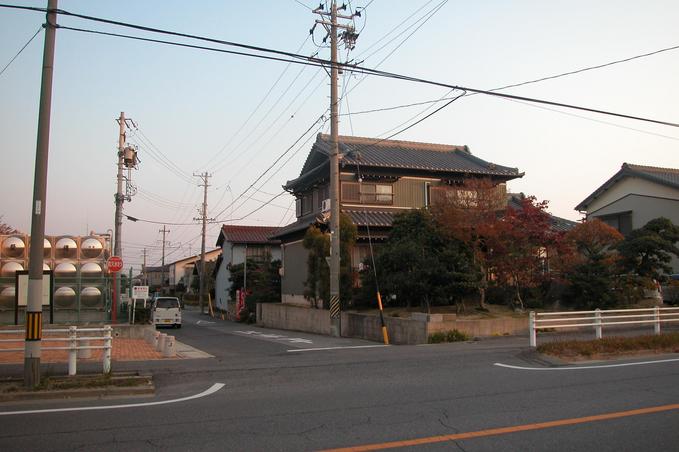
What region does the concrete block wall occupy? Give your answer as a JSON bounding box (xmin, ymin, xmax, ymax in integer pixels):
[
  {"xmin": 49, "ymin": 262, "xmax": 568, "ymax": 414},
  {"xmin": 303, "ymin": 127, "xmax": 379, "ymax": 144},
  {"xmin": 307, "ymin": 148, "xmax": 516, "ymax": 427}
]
[
  {"xmin": 258, "ymin": 303, "xmax": 331, "ymax": 335},
  {"xmin": 257, "ymin": 303, "xmax": 528, "ymax": 344},
  {"xmin": 427, "ymin": 317, "xmax": 527, "ymax": 337},
  {"xmin": 342, "ymin": 312, "xmax": 427, "ymax": 345}
]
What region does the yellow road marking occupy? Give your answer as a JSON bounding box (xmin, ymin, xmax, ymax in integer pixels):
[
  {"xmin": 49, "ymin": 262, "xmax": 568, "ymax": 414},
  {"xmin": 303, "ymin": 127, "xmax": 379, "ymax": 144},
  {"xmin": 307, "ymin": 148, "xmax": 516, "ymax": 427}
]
[{"xmin": 320, "ymin": 403, "xmax": 679, "ymax": 451}]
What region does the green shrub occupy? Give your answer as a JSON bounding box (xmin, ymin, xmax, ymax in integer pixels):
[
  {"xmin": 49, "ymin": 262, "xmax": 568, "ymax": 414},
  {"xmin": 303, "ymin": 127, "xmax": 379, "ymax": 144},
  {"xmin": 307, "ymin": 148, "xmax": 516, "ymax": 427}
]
[{"xmin": 428, "ymin": 329, "xmax": 470, "ymax": 344}]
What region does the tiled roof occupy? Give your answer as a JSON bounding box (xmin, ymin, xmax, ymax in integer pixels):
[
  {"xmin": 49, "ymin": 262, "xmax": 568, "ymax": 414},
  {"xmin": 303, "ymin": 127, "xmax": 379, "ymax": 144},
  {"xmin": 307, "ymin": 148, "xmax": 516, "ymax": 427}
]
[
  {"xmin": 269, "ymin": 215, "xmax": 322, "ymax": 240},
  {"xmin": 575, "ymin": 163, "xmax": 679, "ymax": 211},
  {"xmin": 286, "ymin": 134, "xmax": 522, "ymax": 191},
  {"xmin": 217, "ymin": 225, "xmax": 281, "ymax": 247},
  {"xmin": 343, "ymin": 209, "xmax": 399, "ymax": 227}
]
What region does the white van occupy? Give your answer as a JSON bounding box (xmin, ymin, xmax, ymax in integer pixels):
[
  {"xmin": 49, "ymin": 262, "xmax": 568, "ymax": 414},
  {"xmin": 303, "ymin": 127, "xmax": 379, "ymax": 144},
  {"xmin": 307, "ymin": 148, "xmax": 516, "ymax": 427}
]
[{"xmin": 152, "ymin": 297, "xmax": 182, "ymax": 328}]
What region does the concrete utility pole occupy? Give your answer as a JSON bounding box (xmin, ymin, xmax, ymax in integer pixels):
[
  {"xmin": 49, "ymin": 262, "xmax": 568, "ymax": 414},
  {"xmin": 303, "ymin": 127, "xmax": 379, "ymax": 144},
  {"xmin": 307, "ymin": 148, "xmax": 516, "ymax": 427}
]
[
  {"xmin": 113, "ymin": 112, "xmax": 137, "ymax": 319},
  {"xmin": 194, "ymin": 172, "xmax": 212, "ymax": 315},
  {"xmin": 159, "ymin": 225, "xmax": 170, "ymax": 292},
  {"xmin": 24, "ymin": 0, "xmax": 58, "ymax": 388},
  {"xmin": 142, "ymin": 248, "xmax": 148, "ymax": 285},
  {"xmin": 312, "ymin": 1, "xmax": 359, "ymax": 337}
]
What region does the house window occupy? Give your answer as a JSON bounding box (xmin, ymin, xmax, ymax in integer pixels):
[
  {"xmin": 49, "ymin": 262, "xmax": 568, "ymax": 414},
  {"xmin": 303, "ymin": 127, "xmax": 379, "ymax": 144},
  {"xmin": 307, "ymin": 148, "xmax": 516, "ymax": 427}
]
[
  {"xmin": 317, "ymin": 185, "xmax": 330, "ymax": 208},
  {"xmin": 246, "ymin": 245, "xmax": 270, "ymax": 261},
  {"xmin": 596, "ymin": 212, "xmax": 633, "ymax": 236},
  {"xmin": 296, "ymin": 193, "xmax": 314, "ymax": 217},
  {"xmin": 341, "ymin": 182, "xmax": 393, "ymax": 205},
  {"xmin": 341, "ymin": 182, "xmax": 360, "ymax": 202}
]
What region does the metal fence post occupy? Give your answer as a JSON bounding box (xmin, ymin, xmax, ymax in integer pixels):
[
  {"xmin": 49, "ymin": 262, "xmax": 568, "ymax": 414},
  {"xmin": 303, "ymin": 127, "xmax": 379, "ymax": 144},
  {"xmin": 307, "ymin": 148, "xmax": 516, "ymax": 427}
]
[
  {"xmin": 654, "ymin": 306, "xmax": 661, "ymax": 335},
  {"xmin": 68, "ymin": 326, "xmax": 77, "ymax": 376},
  {"xmin": 595, "ymin": 308, "xmax": 602, "ymax": 340},
  {"xmin": 103, "ymin": 325, "xmax": 112, "ymax": 374},
  {"xmin": 529, "ymin": 311, "xmax": 537, "ymax": 347}
]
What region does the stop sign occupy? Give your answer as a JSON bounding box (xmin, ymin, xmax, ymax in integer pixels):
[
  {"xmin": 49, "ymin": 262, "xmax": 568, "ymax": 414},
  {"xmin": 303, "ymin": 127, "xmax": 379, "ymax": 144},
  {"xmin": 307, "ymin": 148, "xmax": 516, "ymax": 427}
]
[{"xmin": 107, "ymin": 256, "xmax": 124, "ymax": 273}]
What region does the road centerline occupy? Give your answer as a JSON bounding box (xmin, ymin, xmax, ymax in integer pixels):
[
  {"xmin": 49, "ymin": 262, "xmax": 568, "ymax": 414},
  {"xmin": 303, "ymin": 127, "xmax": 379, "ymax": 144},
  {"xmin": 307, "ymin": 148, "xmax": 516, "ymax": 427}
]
[{"xmin": 319, "ymin": 402, "xmax": 679, "ymax": 452}]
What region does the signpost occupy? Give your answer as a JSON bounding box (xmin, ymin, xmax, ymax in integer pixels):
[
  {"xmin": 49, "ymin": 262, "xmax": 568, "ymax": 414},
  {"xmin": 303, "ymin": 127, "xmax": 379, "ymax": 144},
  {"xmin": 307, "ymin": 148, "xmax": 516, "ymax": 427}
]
[{"xmin": 107, "ymin": 256, "xmax": 123, "ymax": 323}]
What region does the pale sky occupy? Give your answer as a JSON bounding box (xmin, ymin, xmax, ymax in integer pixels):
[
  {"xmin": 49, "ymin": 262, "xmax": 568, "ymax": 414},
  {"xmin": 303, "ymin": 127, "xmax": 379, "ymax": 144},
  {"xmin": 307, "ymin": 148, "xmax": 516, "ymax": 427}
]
[{"xmin": 2, "ymin": 0, "xmax": 678, "ymax": 274}]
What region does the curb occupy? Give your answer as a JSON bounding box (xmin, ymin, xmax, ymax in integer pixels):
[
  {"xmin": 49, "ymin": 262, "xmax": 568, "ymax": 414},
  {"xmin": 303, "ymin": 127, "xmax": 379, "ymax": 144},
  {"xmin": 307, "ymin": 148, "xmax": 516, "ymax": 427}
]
[{"xmin": 0, "ymin": 374, "xmax": 155, "ymax": 403}]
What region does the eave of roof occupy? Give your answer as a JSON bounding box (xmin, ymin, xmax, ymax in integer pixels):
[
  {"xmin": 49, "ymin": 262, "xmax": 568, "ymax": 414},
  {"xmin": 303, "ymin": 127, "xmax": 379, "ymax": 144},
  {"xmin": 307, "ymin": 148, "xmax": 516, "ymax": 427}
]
[
  {"xmin": 575, "ymin": 163, "xmax": 679, "ymax": 211},
  {"xmin": 216, "ymin": 225, "xmax": 281, "ymax": 247},
  {"xmin": 285, "ymin": 134, "xmax": 522, "ymax": 192}
]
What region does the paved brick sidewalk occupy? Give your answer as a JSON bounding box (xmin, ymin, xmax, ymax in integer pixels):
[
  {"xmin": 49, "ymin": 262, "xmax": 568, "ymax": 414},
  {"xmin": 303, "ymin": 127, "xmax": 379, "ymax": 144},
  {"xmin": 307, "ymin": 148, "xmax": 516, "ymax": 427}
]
[{"xmin": 0, "ymin": 334, "xmax": 165, "ymax": 364}]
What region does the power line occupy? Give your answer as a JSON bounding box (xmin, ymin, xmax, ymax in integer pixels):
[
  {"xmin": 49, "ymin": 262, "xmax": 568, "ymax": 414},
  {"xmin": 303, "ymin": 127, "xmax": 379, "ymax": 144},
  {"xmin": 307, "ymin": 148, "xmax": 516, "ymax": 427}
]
[
  {"xmin": 6, "ymin": 3, "xmax": 678, "ymax": 128},
  {"xmin": 344, "ymin": 42, "xmax": 679, "ymax": 117},
  {"xmin": 210, "ymin": 114, "xmax": 326, "ymax": 221},
  {"xmin": 200, "ymin": 35, "xmax": 312, "ymax": 170},
  {"xmin": 0, "ymin": 25, "xmax": 42, "ymax": 77},
  {"xmin": 49, "ymin": 24, "xmax": 677, "ymax": 129}
]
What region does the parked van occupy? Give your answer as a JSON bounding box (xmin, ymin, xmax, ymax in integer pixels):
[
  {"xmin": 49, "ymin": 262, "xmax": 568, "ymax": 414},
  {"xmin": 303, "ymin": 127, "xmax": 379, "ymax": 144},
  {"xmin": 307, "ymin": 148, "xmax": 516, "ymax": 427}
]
[{"xmin": 153, "ymin": 297, "xmax": 182, "ymax": 328}]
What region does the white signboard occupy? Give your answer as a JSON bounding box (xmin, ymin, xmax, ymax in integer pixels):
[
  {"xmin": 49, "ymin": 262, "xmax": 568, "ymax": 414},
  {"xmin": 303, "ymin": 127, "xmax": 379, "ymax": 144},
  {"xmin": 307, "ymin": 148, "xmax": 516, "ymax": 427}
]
[
  {"xmin": 132, "ymin": 285, "xmax": 149, "ymax": 300},
  {"xmin": 16, "ymin": 273, "xmax": 51, "ymax": 307}
]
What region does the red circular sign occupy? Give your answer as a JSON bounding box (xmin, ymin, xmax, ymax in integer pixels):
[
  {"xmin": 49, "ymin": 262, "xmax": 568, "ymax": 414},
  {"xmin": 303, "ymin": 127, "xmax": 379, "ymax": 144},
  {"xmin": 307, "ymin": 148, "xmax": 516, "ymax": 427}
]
[{"xmin": 107, "ymin": 256, "xmax": 124, "ymax": 273}]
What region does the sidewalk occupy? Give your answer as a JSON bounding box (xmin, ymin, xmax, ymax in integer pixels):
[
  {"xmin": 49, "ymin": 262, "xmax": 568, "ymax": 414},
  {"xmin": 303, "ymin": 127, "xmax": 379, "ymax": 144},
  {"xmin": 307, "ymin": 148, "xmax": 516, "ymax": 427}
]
[{"xmin": 0, "ymin": 334, "xmax": 165, "ymax": 364}]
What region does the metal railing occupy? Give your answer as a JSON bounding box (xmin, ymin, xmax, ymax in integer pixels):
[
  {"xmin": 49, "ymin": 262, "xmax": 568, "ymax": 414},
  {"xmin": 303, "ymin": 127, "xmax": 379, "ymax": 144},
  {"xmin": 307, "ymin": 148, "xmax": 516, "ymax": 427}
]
[
  {"xmin": 0, "ymin": 325, "xmax": 112, "ymax": 375},
  {"xmin": 529, "ymin": 307, "xmax": 679, "ymax": 347}
]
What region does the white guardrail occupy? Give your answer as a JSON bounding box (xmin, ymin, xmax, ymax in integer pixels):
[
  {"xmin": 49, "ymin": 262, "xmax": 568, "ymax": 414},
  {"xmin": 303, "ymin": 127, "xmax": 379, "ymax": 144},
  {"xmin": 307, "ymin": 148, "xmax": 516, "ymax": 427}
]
[
  {"xmin": 0, "ymin": 326, "xmax": 112, "ymax": 375},
  {"xmin": 529, "ymin": 307, "xmax": 679, "ymax": 347}
]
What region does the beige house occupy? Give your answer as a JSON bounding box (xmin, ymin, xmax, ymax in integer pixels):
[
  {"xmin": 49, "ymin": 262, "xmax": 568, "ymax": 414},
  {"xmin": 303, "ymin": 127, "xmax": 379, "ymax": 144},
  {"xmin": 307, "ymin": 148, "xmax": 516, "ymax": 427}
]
[
  {"xmin": 271, "ymin": 133, "xmax": 524, "ymax": 307},
  {"xmin": 576, "ymin": 163, "xmax": 679, "ymax": 272}
]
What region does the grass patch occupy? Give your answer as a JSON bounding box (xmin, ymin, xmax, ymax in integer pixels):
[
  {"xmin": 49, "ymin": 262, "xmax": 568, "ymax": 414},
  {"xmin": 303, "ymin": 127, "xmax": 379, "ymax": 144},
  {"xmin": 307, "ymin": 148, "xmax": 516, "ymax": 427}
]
[
  {"xmin": 537, "ymin": 332, "xmax": 679, "ymax": 359},
  {"xmin": 428, "ymin": 329, "xmax": 470, "ymax": 344},
  {"xmin": 0, "ymin": 373, "xmax": 152, "ymax": 393}
]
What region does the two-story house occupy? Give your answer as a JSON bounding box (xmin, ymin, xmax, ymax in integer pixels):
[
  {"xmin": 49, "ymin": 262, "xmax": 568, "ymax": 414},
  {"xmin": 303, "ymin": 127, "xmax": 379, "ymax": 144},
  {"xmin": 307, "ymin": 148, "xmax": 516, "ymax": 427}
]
[
  {"xmin": 271, "ymin": 133, "xmax": 524, "ymax": 306},
  {"xmin": 576, "ymin": 163, "xmax": 679, "ymax": 272},
  {"xmin": 213, "ymin": 225, "xmax": 281, "ymax": 314}
]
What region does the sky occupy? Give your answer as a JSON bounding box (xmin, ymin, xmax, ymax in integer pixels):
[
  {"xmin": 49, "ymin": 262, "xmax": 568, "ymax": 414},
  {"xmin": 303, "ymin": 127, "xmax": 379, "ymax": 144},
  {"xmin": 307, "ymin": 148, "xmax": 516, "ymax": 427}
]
[{"xmin": 1, "ymin": 0, "xmax": 678, "ymax": 274}]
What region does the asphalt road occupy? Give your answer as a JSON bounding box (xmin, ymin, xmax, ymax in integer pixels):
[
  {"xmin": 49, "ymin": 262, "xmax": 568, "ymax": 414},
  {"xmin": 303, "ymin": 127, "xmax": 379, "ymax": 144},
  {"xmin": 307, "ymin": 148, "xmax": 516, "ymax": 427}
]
[{"xmin": 1, "ymin": 308, "xmax": 679, "ymax": 451}]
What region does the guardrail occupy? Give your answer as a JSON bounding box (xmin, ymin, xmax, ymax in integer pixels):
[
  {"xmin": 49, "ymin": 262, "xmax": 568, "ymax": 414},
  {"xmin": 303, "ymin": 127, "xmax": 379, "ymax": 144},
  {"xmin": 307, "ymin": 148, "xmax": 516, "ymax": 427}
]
[
  {"xmin": 0, "ymin": 325, "xmax": 112, "ymax": 375},
  {"xmin": 529, "ymin": 307, "xmax": 679, "ymax": 347}
]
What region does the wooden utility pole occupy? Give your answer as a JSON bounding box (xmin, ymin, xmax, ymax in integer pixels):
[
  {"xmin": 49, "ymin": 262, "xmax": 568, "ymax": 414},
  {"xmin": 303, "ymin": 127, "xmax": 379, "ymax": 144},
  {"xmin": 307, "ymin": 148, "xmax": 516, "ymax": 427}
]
[
  {"xmin": 24, "ymin": 0, "xmax": 58, "ymax": 388},
  {"xmin": 194, "ymin": 172, "xmax": 212, "ymax": 314}
]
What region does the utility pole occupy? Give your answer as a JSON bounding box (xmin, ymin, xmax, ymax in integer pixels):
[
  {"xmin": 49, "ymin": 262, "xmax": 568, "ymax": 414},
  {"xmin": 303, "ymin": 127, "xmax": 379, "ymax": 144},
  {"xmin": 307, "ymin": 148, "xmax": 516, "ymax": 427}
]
[
  {"xmin": 194, "ymin": 172, "xmax": 213, "ymax": 315},
  {"xmin": 159, "ymin": 226, "xmax": 170, "ymax": 293},
  {"xmin": 312, "ymin": 1, "xmax": 359, "ymax": 337},
  {"xmin": 142, "ymin": 248, "xmax": 148, "ymax": 285},
  {"xmin": 24, "ymin": 0, "xmax": 58, "ymax": 388},
  {"xmin": 113, "ymin": 112, "xmax": 136, "ymax": 321}
]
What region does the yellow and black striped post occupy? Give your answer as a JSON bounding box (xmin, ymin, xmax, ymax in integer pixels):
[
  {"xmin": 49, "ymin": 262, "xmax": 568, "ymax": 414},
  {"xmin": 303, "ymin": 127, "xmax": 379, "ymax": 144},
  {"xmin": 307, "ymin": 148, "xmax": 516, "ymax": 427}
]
[
  {"xmin": 25, "ymin": 311, "xmax": 42, "ymax": 341},
  {"xmin": 376, "ymin": 292, "xmax": 389, "ymax": 345},
  {"xmin": 330, "ymin": 295, "xmax": 341, "ymax": 319}
]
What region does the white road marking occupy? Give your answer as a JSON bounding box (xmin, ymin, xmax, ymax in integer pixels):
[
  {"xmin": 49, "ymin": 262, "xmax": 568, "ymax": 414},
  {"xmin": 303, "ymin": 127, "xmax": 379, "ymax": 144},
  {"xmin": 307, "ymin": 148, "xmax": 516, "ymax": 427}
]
[
  {"xmin": 196, "ymin": 320, "xmax": 216, "ymax": 325},
  {"xmin": 0, "ymin": 383, "xmax": 225, "ymax": 416},
  {"xmin": 495, "ymin": 357, "xmax": 679, "ymax": 371},
  {"xmin": 287, "ymin": 345, "xmax": 390, "ymax": 353},
  {"xmin": 234, "ymin": 330, "xmax": 313, "ymax": 344}
]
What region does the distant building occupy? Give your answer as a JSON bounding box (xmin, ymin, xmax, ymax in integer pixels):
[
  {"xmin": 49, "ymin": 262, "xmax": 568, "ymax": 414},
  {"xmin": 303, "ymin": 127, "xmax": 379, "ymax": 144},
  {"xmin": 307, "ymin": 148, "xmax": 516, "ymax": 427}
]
[
  {"xmin": 213, "ymin": 225, "xmax": 281, "ymax": 314},
  {"xmin": 167, "ymin": 249, "xmax": 221, "ymax": 292},
  {"xmin": 576, "ymin": 163, "xmax": 679, "ymax": 272}
]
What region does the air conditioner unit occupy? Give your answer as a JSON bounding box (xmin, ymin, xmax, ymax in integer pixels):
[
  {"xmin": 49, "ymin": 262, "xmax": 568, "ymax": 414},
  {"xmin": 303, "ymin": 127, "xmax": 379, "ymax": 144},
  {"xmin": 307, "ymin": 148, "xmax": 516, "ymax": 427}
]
[{"xmin": 321, "ymin": 198, "xmax": 331, "ymax": 213}]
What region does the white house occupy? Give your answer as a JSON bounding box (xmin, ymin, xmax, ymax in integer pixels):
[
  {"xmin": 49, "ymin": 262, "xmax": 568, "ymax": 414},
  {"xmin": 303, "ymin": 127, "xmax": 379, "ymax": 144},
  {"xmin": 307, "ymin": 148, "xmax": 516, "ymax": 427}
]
[{"xmin": 213, "ymin": 225, "xmax": 281, "ymax": 314}]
